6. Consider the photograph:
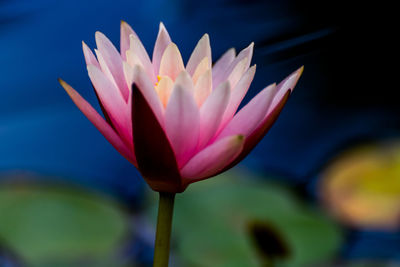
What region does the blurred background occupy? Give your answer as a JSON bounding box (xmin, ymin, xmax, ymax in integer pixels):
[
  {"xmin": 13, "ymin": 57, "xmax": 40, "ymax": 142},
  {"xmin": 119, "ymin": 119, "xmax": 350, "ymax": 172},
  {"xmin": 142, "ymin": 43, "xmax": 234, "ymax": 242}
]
[{"xmin": 1, "ymin": 0, "xmax": 399, "ymax": 266}]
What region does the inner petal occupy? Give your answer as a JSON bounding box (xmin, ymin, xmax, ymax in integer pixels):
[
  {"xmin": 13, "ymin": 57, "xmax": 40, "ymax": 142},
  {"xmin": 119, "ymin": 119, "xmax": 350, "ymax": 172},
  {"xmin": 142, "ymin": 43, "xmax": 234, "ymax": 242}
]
[
  {"xmin": 192, "ymin": 57, "xmax": 210, "ymax": 85},
  {"xmin": 159, "ymin": 43, "xmax": 185, "ymax": 80},
  {"xmin": 155, "ymin": 75, "xmax": 174, "ymax": 108},
  {"xmin": 126, "ymin": 50, "xmax": 144, "ymax": 69}
]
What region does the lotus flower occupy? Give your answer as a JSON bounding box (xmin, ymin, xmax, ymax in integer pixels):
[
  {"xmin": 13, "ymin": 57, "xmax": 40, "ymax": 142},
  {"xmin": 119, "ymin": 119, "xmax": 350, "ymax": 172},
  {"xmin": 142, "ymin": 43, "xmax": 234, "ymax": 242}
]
[{"xmin": 59, "ymin": 22, "xmax": 303, "ymax": 193}]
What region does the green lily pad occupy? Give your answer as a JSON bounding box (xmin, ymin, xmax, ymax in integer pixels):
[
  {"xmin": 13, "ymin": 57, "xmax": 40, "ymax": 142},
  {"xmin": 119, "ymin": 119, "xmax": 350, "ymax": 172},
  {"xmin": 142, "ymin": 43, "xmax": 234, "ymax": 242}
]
[
  {"xmin": 148, "ymin": 169, "xmax": 343, "ymax": 267},
  {"xmin": 0, "ymin": 181, "xmax": 129, "ymax": 266}
]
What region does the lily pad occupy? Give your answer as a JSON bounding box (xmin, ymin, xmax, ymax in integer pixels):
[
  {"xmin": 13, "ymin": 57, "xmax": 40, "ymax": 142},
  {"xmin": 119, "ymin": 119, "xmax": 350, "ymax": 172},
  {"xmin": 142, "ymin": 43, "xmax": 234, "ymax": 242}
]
[
  {"xmin": 320, "ymin": 141, "xmax": 400, "ymax": 230},
  {"xmin": 148, "ymin": 170, "xmax": 343, "ymax": 267},
  {"xmin": 0, "ymin": 181, "xmax": 129, "ymax": 266}
]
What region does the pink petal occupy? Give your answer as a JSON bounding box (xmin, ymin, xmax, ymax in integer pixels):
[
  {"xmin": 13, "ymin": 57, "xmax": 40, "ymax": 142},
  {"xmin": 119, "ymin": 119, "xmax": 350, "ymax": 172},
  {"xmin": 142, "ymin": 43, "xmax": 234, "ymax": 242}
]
[
  {"xmin": 94, "ymin": 49, "xmax": 120, "ymax": 90},
  {"xmin": 82, "ymin": 41, "xmax": 99, "ymax": 67},
  {"xmin": 212, "ymin": 48, "xmax": 236, "ymax": 86},
  {"xmin": 227, "ymin": 56, "xmax": 248, "ymax": 89},
  {"xmin": 218, "ymin": 91, "xmax": 291, "ymax": 176},
  {"xmin": 186, "ymin": 34, "xmax": 211, "ymax": 75},
  {"xmin": 59, "ymin": 79, "xmax": 136, "ymax": 166},
  {"xmin": 215, "ymin": 67, "xmax": 304, "ymax": 175},
  {"xmin": 181, "ymin": 135, "xmax": 245, "ymax": 182},
  {"xmin": 214, "ymin": 43, "xmax": 253, "ymax": 88},
  {"xmin": 152, "ymin": 22, "xmax": 172, "ymax": 75},
  {"xmin": 165, "ymin": 82, "xmax": 200, "ymax": 168},
  {"xmin": 173, "ymin": 70, "xmax": 194, "ymax": 93},
  {"xmin": 269, "ymin": 66, "xmax": 304, "ymax": 112},
  {"xmin": 120, "ymin": 21, "xmax": 138, "ymax": 60},
  {"xmin": 159, "ymin": 43, "xmax": 185, "ymax": 80},
  {"xmin": 131, "ymin": 83, "xmax": 185, "ymax": 192},
  {"xmin": 199, "ymin": 81, "xmax": 230, "ymax": 149},
  {"xmin": 131, "ymin": 65, "xmax": 165, "ymax": 127},
  {"xmin": 87, "ymin": 65, "xmax": 131, "ymax": 144},
  {"xmin": 155, "ymin": 75, "xmax": 174, "ymax": 108},
  {"xmin": 194, "ymin": 69, "xmax": 212, "ymax": 107},
  {"xmin": 129, "ymin": 35, "xmax": 157, "ymax": 83},
  {"xmin": 217, "ymin": 83, "xmax": 277, "ymax": 139},
  {"xmin": 219, "ymin": 65, "xmax": 256, "ymax": 128},
  {"xmin": 192, "ymin": 57, "xmax": 210, "ymax": 85},
  {"xmin": 95, "ymin": 31, "xmax": 129, "ymax": 101}
]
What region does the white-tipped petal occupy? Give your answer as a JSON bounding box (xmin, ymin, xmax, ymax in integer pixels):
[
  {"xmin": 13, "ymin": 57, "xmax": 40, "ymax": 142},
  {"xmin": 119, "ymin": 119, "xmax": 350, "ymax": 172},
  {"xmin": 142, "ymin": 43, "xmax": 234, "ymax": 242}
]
[
  {"xmin": 186, "ymin": 34, "xmax": 211, "ymax": 75},
  {"xmin": 159, "ymin": 43, "xmax": 185, "ymax": 80},
  {"xmin": 153, "ymin": 22, "xmax": 172, "ymax": 74}
]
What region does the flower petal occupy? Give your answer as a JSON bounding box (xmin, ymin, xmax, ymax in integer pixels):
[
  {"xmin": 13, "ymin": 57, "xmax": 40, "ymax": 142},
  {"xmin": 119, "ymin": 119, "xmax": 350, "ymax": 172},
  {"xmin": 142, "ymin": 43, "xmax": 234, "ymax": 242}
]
[
  {"xmin": 126, "ymin": 50, "xmax": 144, "ymax": 69},
  {"xmin": 214, "ymin": 43, "xmax": 253, "ymax": 88},
  {"xmin": 220, "ymin": 65, "xmax": 256, "ymax": 128},
  {"xmin": 129, "ymin": 35, "xmax": 157, "ymax": 83},
  {"xmin": 186, "ymin": 34, "xmax": 211, "ymax": 75},
  {"xmin": 227, "ymin": 57, "xmax": 248, "ymax": 89},
  {"xmin": 173, "ymin": 70, "xmax": 194, "ymax": 93},
  {"xmin": 215, "ymin": 92, "xmax": 291, "ymax": 177},
  {"xmin": 199, "ymin": 81, "xmax": 230, "ymax": 149},
  {"xmin": 192, "ymin": 57, "xmax": 210, "ymax": 85},
  {"xmin": 159, "ymin": 43, "xmax": 185, "ymax": 80},
  {"xmin": 269, "ymin": 66, "xmax": 303, "ymax": 112},
  {"xmin": 217, "ymin": 83, "xmax": 277, "ymax": 139},
  {"xmin": 212, "ymin": 48, "xmax": 235, "ymax": 86},
  {"xmin": 155, "ymin": 75, "xmax": 174, "ymax": 108},
  {"xmin": 87, "ymin": 65, "xmax": 131, "ymax": 144},
  {"xmin": 152, "ymin": 22, "xmax": 172, "ymax": 75},
  {"xmin": 59, "ymin": 79, "xmax": 136, "ymax": 166},
  {"xmin": 120, "ymin": 21, "xmax": 138, "ymax": 60},
  {"xmin": 131, "ymin": 83, "xmax": 184, "ymax": 192},
  {"xmin": 165, "ymin": 82, "xmax": 200, "ymax": 168},
  {"xmin": 94, "ymin": 49, "xmax": 119, "ymax": 89},
  {"xmin": 216, "ymin": 67, "xmax": 304, "ymax": 175},
  {"xmin": 82, "ymin": 41, "xmax": 99, "ymax": 67},
  {"xmin": 181, "ymin": 135, "xmax": 245, "ymax": 182},
  {"xmin": 131, "ymin": 65, "xmax": 165, "ymax": 126},
  {"xmin": 194, "ymin": 69, "xmax": 212, "ymax": 107},
  {"xmin": 95, "ymin": 31, "xmax": 129, "ymax": 101}
]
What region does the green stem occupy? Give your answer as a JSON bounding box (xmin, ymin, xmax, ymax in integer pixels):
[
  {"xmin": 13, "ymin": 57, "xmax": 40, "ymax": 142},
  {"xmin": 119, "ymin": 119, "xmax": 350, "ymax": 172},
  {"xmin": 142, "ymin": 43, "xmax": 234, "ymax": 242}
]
[{"xmin": 153, "ymin": 192, "xmax": 175, "ymax": 267}]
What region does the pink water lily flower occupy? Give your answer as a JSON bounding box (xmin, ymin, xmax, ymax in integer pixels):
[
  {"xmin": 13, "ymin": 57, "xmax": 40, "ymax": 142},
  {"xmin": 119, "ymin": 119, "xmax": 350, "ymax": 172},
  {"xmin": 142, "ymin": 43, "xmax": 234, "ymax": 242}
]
[{"xmin": 59, "ymin": 21, "xmax": 303, "ymax": 193}]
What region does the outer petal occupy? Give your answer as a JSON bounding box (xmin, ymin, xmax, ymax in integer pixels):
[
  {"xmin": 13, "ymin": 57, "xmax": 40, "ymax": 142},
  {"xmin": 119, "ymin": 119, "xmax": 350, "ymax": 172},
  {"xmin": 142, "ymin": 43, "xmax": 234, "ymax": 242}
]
[
  {"xmin": 94, "ymin": 49, "xmax": 119, "ymax": 89},
  {"xmin": 186, "ymin": 34, "xmax": 211, "ymax": 75},
  {"xmin": 159, "ymin": 43, "xmax": 185, "ymax": 80},
  {"xmin": 269, "ymin": 66, "xmax": 304, "ymax": 111},
  {"xmin": 120, "ymin": 21, "xmax": 138, "ymax": 60},
  {"xmin": 95, "ymin": 31, "xmax": 129, "ymax": 101},
  {"xmin": 87, "ymin": 65, "xmax": 131, "ymax": 144},
  {"xmin": 181, "ymin": 135, "xmax": 245, "ymax": 182},
  {"xmin": 216, "ymin": 66, "xmax": 304, "ymax": 175},
  {"xmin": 216, "ymin": 92, "xmax": 291, "ymax": 177},
  {"xmin": 217, "ymin": 83, "xmax": 277, "ymax": 139},
  {"xmin": 220, "ymin": 65, "xmax": 256, "ymax": 128},
  {"xmin": 165, "ymin": 82, "xmax": 200, "ymax": 168},
  {"xmin": 199, "ymin": 81, "xmax": 230, "ymax": 149},
  {"xmin": 82, "ymin": 41, "xmax": 99, "ymax": 67},
  {"xmin": 58, "ymin": 79, "xmax": 136, "ymax": 166},
  {"xmin": 152, "ymin": 22, "xmax": 172, "ymax": 75},
  {"xmin": 131, "ymin": 65, "xmax": 165, "ymax": 127},
  {"xmin": 131, "ymin": 83, "xmax": 184, "ymax": 192},
  {"xmin": 213, "ymin": 43, "xmax": 253, "ymax": 88},
  {"xmin": 129, "ymin": 35, "xmax": 157, "ymax": 82},
  {"xmin": 212, "ymin": 48, "xmax": 235, "ymax": 86}
]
